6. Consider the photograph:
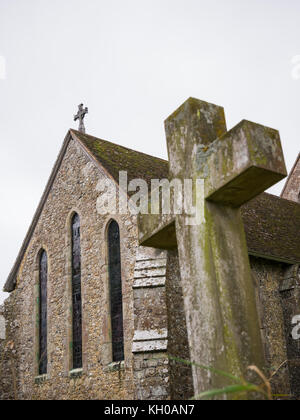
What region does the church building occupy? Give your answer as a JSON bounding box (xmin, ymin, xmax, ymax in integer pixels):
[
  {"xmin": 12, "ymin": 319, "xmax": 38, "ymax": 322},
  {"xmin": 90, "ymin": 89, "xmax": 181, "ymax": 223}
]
[{"xmin": 0, "ymin": 99, "xmax": 299, "ymax": 400}]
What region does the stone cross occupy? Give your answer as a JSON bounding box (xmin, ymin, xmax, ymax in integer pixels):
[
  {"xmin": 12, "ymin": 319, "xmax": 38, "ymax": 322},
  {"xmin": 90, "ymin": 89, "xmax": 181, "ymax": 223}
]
[
  {"xmin": 138, "ymin": 98, "xmax": 287, "ymax": 399},
  {"xmin": 74, "ymin": 103, "xmax": 88, "ymax": 133}
]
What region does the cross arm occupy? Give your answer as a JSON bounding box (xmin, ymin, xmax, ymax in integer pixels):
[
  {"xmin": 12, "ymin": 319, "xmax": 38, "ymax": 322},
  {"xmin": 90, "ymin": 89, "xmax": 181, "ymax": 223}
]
[
  {"xmin": 138, "ymin": 213, "xmax": 176, "ymax": 249},
  {"xmin": 205, "ymin": 120, "xmax": 287, "ymax": 207}
]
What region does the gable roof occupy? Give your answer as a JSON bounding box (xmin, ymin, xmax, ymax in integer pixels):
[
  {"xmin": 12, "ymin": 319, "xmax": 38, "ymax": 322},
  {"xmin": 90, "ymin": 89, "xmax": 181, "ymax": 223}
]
[
  {"xmin": 281, "ymin": 152, "xmax": 300, "ymax": 198},
  {"xmin": 4, "ymin": 130, "xmax": 169, "ymax": 293},
  {"xmin": 4, "ymin": 131, "xmax": 300, "ymax": 293},
  {"xmin": 72, "ymin": 130, "xmax": 169, "ymax": 193},
  {"xmin": 242, "ymin": 193, "xmax": 300, "ymax": 264}
]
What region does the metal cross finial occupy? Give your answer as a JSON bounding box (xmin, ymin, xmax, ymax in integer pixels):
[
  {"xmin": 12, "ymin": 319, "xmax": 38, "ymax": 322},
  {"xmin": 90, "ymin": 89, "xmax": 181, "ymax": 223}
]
[{"xmin": 74, "ymin": 104, "xmax": 88, "ymax": 133}]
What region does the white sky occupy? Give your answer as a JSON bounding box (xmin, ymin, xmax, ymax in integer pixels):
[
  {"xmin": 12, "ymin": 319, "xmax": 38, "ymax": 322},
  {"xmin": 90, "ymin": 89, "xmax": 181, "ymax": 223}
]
[{"xmin": 0, "ymin": 0, "xmax": 299, "ymax": 303}]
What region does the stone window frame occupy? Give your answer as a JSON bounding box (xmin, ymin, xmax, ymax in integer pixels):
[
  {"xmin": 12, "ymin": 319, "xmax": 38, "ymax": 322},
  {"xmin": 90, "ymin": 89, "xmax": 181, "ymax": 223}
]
[
  {"xmin": 102, "ymin": 217, "xmax": 126, "ymax": 368},
  {"xmin": 33, "ymin": 245, "xmax": 50, "ymax": 380},
  {"xmin": 64, "ymin": 209, "xmax": 87, "ymax": 377}
]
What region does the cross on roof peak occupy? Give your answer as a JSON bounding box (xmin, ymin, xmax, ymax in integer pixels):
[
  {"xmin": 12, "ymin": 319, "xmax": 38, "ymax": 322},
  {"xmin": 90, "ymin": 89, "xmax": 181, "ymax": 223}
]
[{"xmin": 74, "ymin": 103, "xmax": 88, "ymax": 133}]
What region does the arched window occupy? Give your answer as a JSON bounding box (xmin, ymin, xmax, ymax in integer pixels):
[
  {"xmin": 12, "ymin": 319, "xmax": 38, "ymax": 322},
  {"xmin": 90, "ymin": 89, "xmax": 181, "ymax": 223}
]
[
  {"xmin": 108, "ymin": 220, "xmax": 124, "ymax": 362},
  {"xmin": 39, "ymin": 250, "xmax": 48, "ymax": 375},
  {"xmin": 71, "ymin": 213, "xmax": 83, "ymax": 369}
]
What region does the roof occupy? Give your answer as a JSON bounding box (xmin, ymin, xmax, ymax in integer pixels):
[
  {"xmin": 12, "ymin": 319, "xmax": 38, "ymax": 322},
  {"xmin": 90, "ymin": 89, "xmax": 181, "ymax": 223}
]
[
  {"xmin": 72, "ymin": 130, "xmax": 169, "ymax": 194},
  {"xmin": 4, "ymin": 131, "xmax": 300, "ymax": 293},
  {"xmin": 4, "ymin": 130, "xmax": 169, "ymax": 293},
  {"xmin": 242, "ymin": 193, "xmax": 300, "ymax": 264},
  {"xmin": 281, "ymin": 152, "xmax": 300, "ymax": 198}
]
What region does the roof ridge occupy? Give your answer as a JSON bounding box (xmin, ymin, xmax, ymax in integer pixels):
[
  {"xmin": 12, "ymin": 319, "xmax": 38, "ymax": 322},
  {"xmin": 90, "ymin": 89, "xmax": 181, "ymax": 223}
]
[{"xmin": 70, "ymin": 129, "xmax": 168, "ymax": 164}]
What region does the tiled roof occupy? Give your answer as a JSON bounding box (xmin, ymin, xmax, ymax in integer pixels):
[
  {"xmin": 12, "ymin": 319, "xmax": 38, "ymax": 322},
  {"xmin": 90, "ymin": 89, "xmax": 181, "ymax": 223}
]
[
  {"xmin": 72, "ymin": 130, "xmax": 169, "ymax": 194},
  {"xmin": 242, "ymin": 193, "xmax": 300, "ymax": 264}
]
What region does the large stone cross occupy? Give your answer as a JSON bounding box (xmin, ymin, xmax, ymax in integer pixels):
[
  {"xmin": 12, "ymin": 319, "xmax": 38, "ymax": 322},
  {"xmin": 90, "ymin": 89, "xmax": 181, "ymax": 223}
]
[
  {"xmin": 138, "ymin": 98, "xmax": 287, "ymax": 398},
  {"xmin": 74, "ymin": 103, "xmax": 88, "ymax": 133}
]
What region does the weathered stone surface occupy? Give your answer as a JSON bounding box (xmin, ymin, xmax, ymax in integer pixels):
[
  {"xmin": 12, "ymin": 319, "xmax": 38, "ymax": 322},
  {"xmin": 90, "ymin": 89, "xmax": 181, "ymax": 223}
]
[
  {"xmin": 133, "ymin": 340, "xmax": 168, "ymax": 353},
  {"xmin": 1, "ymin": 99, "xmax": 298, "ymax": 401},
  {"xmin": 133, "ymin": 330, "xmax": 168, "ymax": 341},
  {"xmin": 132, "ymin": 247, "xmax": 170, "ymax": 400},
  {"xmin": 250, "ymin": 257, "xmax": 291, "ymax": 398},
  {"xmin": 0, "ymin": 296, "xmax": 17, "ymax": 400},
  {"xmin": 138, "ymin": 97, "xmax": 287, "ymax": 398},
  {"xmin": 133, "ymin": 352, "xmax": 170, "ymax": 400},
  {"xmin": 166, "ymin": 250, "xmax": 193, "ymax": 400},
  {"xmin": 1, "ymin": 138, "xmax": 137, "ymax": 400},
  {"xmin": 279, "ymin": 263, "xmax": 300, "ymax": 398},
  {"xmin": 205, "ymin": 120, "xmax": 287, "ymax": 206},
  {"xmin": 133, "ymin": 277, "xmax": 166, "ymax": 289}
]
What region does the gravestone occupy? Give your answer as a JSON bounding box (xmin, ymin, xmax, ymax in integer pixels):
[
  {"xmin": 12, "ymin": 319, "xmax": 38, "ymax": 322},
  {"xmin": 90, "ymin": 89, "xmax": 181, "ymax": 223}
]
[{"xmin": 138, "ymin": 98, "xmax": 287, "ymax": 398}]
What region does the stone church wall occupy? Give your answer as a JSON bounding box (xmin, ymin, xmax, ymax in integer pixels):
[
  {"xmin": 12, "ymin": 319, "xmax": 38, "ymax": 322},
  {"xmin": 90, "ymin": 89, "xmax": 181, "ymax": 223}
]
[
  {"xmin": 165, "ymin": 250, "xmax": 193, "ymax": 400},
  {"xmin": 0, "ymin": 306, "xmax": 5, "ymax": 340},
  {"xmin": 163, "ymin": 254, "xmax": 294, "ymax": 400},
  {"xmin": 162, "ymin": 252, "xmax": 293, "ymax": 400},
  {"xmin": 131, "ymin": 252, "xmax": 294, "ymax": 400},
  {"xmin": 1, "ymin": 139, "xmax": 138, "ymax": 400},
  {"xmin": 131, "ymin": 247, "xmax": 194, "ymax": 401},
  {"xmin": 1, "ymin": 135, "xmax": 297, "ymax": 400},
  {"xmin": 132, "ymin": 247, "xmax": 170, "ymax": 400},
  {"xmin": 250, "ymin": 256, "xmax": 291, "ymax": 397},
  {"xmin": 281, "ymin": 155, "xmax": 300, "ymax": 203},
  {"xmin": 279, "ymin": 264, "xmax": 300, "ymax": 398},
  {"xmin": 0, "ymin": 298, "xmax": 17, "ymax": 400}
]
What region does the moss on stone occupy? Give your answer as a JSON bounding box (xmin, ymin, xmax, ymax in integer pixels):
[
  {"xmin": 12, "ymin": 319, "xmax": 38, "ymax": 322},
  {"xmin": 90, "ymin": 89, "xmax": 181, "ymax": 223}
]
[{"xmin": 72, "ymin": 130, "xmax": 169, "ymax": 197}]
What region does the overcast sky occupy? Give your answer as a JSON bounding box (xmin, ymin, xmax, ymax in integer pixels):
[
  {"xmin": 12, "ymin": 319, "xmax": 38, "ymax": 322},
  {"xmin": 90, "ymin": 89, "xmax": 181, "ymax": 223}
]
[{"xmin": 0, "ymin": 0, "xmax": 299, "ymax": 303}]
